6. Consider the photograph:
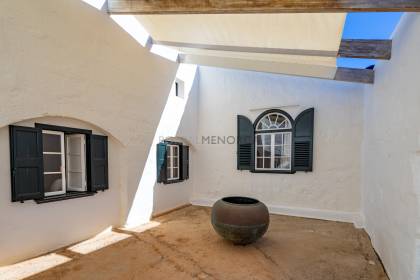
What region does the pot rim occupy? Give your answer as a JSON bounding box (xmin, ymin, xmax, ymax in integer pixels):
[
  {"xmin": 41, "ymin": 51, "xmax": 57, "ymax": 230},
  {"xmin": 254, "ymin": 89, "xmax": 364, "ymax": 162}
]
[{"xmin": 221, "ymin": 196, "xmax": 260, "ymax": 205}]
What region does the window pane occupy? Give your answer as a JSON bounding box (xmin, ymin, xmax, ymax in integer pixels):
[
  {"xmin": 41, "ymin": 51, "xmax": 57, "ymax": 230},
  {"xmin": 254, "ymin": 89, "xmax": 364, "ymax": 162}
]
[
  {"xmin": 256, "ymin": 135, "xmax": 262, "ymax": 145},
  {"xmin": 284, "ymin": 133, "xmax": 291, "ymax": 145},
  {"xmin": 173, "ymin": 158, "xmax": 178, "ymax": 167},
  {"xmin": 67, "ymin": 155, "xmax": 82, "ymax": 172},
  {"xmin": 274, "ymin": 157, "xmax": 281, "ymax": 168},
  {"xmin": 263, "ymin": 134, "xmax": 271, "ymax": 145},
  {"xmin": 269, "ymin": 114, "xmax": 278, "ymax": 123},
  {"xmin": 264, "ymin": 158, "xmax": 271, "ymax": 169},
  {"xmin": 257, "ymin": 147, "xmax": 263, "ymax": 157},
  {"xmin": 43, "ymin": 154, "xmax": 62, "ymax": 172},
  {"xmin": 281, "ymin": 157, "xmax": 291, "ymax": 169},
  {"xmin": 68, "ymin": 172, "xmax": 83, "ymax": 188},
  {"xmin": 167, "ymin": 158, "xmax": 172, "ymax": 167},
  {"xmin": 44, "ymin": 174, "xmax": 63, "ymax": 193},
  {"xmin": 43, "ymin": 133, "xmax": 61, "ymax": 152},
  {"xmin": 261, "ymin": 117, "xmax": 270, "ymax": 129},
  {"xmin": 173, "ymin": 146, "xmax": 178, "ymax": 156},
  {"xmin": 264, "ymin": 146, "xmax": 271, "ymax": 157},
  {"xmin": 275, "ymin": 134, "xmax": 283, "ymax": 145},
  {"xmin": 166, "ymin": 167, "xmax": 171, "ymax": 178},
  {"xmin": 173, "ymin": 168, "xmax": 179, "ymax": 178},
  {"xmin": 167, "ymin": 146, "xmax": 172, "ymax": 157},
  {"xmin": 256, "ymin": 158, "xmax": 263, "ymax": 168},
  {"xmin": 275, "ymin": 146, "xmax": 282, "ymax": 157},
  {"xmin": 283, "ymin": 145, "xmax": 291, "ymax": 156},
  {"xmin": 67, "ymin": 137, "xmax": 81, "ymax": 155}
]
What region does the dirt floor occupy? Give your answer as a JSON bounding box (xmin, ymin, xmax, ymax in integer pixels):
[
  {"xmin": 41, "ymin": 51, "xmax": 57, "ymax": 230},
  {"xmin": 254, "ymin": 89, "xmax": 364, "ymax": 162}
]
[{"xmin": 11, "ymin": 206, "xmax": 388, "ymax": 280}]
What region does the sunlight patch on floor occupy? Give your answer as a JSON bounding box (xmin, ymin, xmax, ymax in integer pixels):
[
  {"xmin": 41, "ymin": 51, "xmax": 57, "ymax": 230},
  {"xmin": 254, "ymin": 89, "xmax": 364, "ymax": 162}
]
[
  {"xmin": 0, "ymin": 253, "xmax": 71, "ymax": 280},
  {"xmin": 67, "ymin": 229, "xmax": 131, "ymax": 255},
  {"xmin": 121, "ymin": 221, "xmax": 161, "ymax": 233}
]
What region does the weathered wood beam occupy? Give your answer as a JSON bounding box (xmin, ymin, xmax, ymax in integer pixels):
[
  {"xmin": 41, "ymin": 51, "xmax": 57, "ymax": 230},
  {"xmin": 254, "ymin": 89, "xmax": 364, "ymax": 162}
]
[
  {"xmin": 155, "ymin": 39, "xmax": 392, "ymax": 60},
  {"xmin": 107, "ymin": 0, "xmax": 420, "ymax": 14},
  {"xmin": 338, "ymin": 39, "xmax": 392, "ymax": 60},
  {"xmin": 334, "ymin": 67, "xmax": 374, "ymax": 84}
]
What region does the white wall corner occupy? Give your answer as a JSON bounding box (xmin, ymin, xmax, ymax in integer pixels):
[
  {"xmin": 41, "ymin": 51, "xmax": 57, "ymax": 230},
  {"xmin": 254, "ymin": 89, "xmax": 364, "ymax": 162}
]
[{"xmin": 191, "ymin": 198, "xmax": 364, "ymax": 228}]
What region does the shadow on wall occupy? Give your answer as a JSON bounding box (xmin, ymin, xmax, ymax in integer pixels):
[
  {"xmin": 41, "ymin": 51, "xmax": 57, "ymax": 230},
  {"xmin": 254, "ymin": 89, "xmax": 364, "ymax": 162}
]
[{"xmin": 124, "ymin": 64, "xmax": 198, "ymax": 228}]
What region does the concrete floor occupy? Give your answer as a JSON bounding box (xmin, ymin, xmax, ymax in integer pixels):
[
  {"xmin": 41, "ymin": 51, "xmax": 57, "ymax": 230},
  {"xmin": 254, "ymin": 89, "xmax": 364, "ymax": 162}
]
[{"xmin": 14, "ymin": 206, "xmax": 387, "ymax": 280}]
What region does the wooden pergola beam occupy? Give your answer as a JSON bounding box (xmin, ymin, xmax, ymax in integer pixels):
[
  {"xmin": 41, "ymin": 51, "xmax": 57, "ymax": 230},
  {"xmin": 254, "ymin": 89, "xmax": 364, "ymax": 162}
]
[
  {"xmin": 107, "ymin": 0, "xmax": 420, "ymax": 14},
  {"xmin": 338, "ymin": 39, "xmax": 392, "ymax": 60},
  {"xmin": 155, "ymin": 39, "xmax": 392, "ymax": 60},
  {"xmin": 334, "ymin": 67, "xmax": 374, "ymax": 84}
]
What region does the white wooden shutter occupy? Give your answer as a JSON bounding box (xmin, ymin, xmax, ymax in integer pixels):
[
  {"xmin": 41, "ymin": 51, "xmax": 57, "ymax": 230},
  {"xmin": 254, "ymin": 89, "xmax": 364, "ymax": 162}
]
[{"xmin": 66, "ymin": 134, "xmax": 87, "ymax": 191}]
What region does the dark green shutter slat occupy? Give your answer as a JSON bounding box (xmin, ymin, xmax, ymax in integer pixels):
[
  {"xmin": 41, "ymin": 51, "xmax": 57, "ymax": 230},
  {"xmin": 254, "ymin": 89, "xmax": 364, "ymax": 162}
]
[
  {"xmin": 293, "ymin": 108, "xmax": 314, "ymax": 172},
  {"xmin": 89, "ymin": 134, "xmax": 108, "ymax": 191},
  {"xmin": 237, "ymin": 115, "xmax": 254, "ymax": 170},
  {"xmin": 9, "ymin": 125, "xmax": 44, "ymax": 202},
  {"xmin": 156, "ymin": 143, "xmax": 167, "ymax": 183},
  {"xmin": 181, "ymin": 145, "xmax": 189, "ymax": 180}
]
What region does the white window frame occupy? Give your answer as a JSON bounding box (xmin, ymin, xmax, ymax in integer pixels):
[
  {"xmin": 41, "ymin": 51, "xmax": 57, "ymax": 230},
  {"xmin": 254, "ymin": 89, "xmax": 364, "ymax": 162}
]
[
  {"xmin": 255, "ymin": 132, "xmax": 292, "ymax": 171},
  {"xmin": 66, "ymin": 134, "xmax": 87, "ymax": 192},
  {"xmin": 42, "ymin": 130, "xmax": 66, "ymax": 196},
  {"xmin": 255, "ymin": 113, "xmax": 292, "ymax": 131},
  {"xmin": 167, "ymin": 144, "xmax": 180, "ymax": 181}
]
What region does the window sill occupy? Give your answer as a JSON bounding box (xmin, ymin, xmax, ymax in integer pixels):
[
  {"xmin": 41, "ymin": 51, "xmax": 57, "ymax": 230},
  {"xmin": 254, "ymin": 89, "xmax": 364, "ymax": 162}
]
[
  {"xmin": 251, "ymin": 169, "xmax": 295, "ymax": 174},
  {"xmin": 35, "ymin": 191, "xmax": 95, "ymax": 204},
  {"xmin": 162, "ymin": 179, "xmax": 185, "ymax": 185}
]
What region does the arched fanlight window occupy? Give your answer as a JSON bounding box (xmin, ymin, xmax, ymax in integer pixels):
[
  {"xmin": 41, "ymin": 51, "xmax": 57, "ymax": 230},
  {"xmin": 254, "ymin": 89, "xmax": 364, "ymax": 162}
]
[
  {"xmin": 254, "ymin": 110, "xmax": 293, "ymax": 171},
  {"xmin": 256, "ymin": 113, "xmax": 292, "ymax": 131}
]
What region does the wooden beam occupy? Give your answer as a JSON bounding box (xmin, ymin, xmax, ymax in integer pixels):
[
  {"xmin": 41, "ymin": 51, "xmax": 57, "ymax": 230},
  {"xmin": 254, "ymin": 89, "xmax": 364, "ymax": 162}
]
[
  {"xmin": 155, "ymin": 39, "xmax": 392, "ymax": 60},
  {"xmin": 334, "ymin": 67, "xmax": 374, "ymax": 84},
  {"xmin": 338, "ymin": 39, "xmax": 392, "ymax": 60},
  {"xmin": 107, "ymin": 0, "xmax": 420, "ymax": 14}
]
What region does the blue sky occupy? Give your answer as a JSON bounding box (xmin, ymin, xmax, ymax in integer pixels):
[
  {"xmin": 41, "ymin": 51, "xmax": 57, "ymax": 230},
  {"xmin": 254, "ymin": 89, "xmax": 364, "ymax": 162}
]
[{"xmin": 337, "ymin": 12, "xmax": 403, "ymax": 69}]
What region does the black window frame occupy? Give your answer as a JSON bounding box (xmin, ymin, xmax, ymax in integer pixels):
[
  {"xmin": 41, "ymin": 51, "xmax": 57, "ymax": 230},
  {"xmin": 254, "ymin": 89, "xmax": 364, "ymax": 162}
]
[
  {"xmin": 157, "ymin": 140, "xmax": 190, "ymax": 185},
  {"xmin": 10, "ymin": 122, "xmax": 108, "ymax": 203},
  {"xmin": 237, "ymin": 108, "xmax": 314, "ymax": 174}
]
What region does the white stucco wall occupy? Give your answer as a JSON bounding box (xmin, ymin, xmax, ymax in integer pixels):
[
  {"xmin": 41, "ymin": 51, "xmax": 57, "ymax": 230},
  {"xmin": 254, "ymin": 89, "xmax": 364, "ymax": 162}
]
[
  {"xmin": 0, "ymin": 117, "xmax": 122, "ymax": 265},
  {"xmin": 0, "ymin": 0, "xmax": 195, "ymax": 264},
  {"xmin": 192, "ymin": 66, "xmax": 364, "ymax": 224},
  {"xmin": 362, "ymin": 13, "xmax": 420, "ymax": 280},
  {"xmin": 2, "ymin": 2, "xmax": 419, "ymax": 278}
]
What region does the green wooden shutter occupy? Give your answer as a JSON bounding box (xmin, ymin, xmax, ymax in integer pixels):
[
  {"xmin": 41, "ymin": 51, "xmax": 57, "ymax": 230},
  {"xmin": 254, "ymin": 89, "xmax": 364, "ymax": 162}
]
[
  {"xmin": 88, "ymin": 134, "xmax": 108, "ymax": 191},
  {"xmin": 181, "ymin": 145, "xmax": 189, "ymax": 180},
  {"xmin": 9, "ymin": 125, "xmax": 44, "ymax": 202},
  {"xmin": 156, "ymin": 142, "xmax": 167, "ymax": 183},
  {"xmin": 293, "ymin": 108, "xmax": 314, "ymax": 172},
  {"xmin": 237, "ymin": 115, "xmax": 254, "ymax": 170}
]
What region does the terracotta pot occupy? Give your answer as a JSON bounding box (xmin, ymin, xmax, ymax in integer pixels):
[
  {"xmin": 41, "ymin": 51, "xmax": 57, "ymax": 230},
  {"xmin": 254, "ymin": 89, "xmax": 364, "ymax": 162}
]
[{"xmin": 211, "ymin": 196, "xmax": 269, "ymax": 245}]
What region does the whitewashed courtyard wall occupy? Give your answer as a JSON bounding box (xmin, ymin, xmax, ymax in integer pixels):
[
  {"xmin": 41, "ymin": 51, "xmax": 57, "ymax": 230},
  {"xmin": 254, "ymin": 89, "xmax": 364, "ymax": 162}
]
[
  {"xmin": 192, "ymin": 66, "xmax": 364, "ymax": 224},
  {"xmin": 362, "ymin": 13, "xmax": 420, "ymax": 280},
  {"xmin": 0, "ymin": 0, "xmax": 194, "ymax": 265}
]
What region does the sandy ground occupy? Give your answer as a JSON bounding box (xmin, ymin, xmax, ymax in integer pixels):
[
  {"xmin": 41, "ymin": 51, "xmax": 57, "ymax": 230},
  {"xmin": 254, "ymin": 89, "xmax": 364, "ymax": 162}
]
[{"xmin": 9, "ymin": 206, "xmax": 388, "ymax": 280}]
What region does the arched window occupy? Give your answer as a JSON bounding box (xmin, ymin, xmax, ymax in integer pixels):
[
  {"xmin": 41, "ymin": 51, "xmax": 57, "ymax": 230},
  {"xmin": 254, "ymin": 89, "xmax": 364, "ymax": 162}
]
[
  {"xmin": 254, "ymin": 110, "xmax": 293, "ymax": 171},
  {"xmin": 256, "ymin": 112, "xmax": 292, "ymax": 131}
]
